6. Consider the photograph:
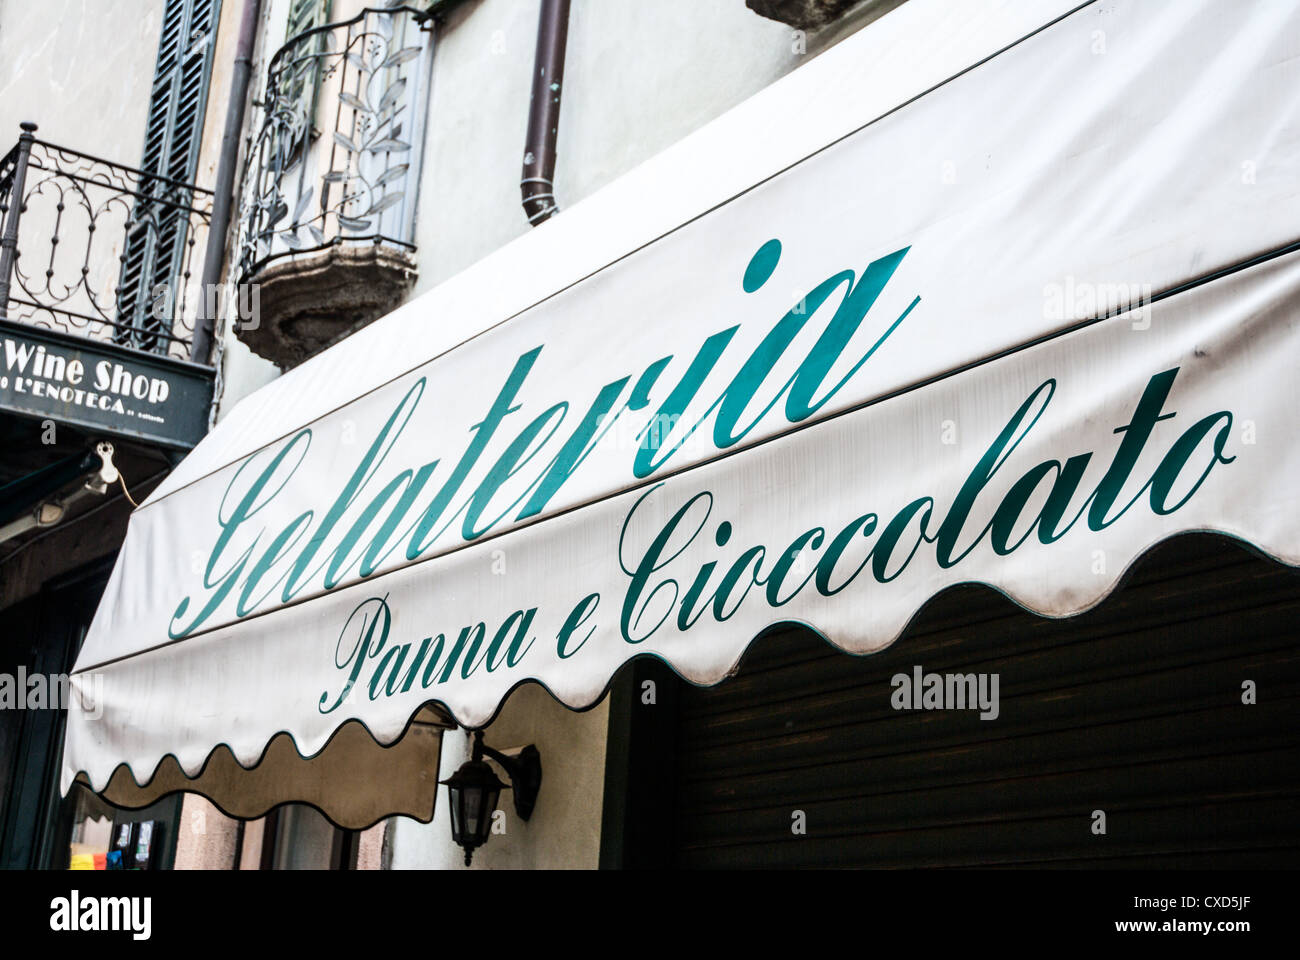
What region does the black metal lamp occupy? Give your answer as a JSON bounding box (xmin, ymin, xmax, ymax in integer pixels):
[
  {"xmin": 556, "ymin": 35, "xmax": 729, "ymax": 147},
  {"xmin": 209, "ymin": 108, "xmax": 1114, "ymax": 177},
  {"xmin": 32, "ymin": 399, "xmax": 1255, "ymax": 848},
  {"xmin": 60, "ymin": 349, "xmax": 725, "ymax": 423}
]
[{"xmin": 440, "ymin": 729, "xmax": 542, "ymax": 866}]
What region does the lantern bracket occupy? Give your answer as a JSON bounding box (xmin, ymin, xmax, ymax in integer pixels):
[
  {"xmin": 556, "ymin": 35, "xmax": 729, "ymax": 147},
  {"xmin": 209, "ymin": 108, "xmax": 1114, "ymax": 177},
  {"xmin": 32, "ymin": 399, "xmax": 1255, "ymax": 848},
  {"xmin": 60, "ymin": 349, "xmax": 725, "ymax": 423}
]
[{"xmin": 472, "ymin": 730, "xmax": 542, "ymax": 822}]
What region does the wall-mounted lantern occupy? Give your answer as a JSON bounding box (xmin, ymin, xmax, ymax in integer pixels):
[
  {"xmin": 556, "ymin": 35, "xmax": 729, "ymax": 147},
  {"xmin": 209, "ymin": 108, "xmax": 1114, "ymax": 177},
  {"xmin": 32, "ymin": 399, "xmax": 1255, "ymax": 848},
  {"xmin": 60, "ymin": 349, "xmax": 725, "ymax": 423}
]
[{"xmin": 441, "ymin": 729, "xmax": 541, "ymax": 866}]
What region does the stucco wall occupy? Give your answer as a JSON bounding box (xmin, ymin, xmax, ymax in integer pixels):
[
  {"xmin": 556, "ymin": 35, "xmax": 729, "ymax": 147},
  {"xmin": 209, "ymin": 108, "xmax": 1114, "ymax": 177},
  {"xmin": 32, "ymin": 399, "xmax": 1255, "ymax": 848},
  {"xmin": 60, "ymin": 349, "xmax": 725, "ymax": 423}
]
[
  {"xmin": 412, "ymin": 0, "xmax": 805, "ymax": 296},
  {"xmin": 0, "ymin": 0, "xmax": 164, "ymax": 154},
  {"xmin": 390, "ymin": 684, "xmax": 608, "ymax": 870}
]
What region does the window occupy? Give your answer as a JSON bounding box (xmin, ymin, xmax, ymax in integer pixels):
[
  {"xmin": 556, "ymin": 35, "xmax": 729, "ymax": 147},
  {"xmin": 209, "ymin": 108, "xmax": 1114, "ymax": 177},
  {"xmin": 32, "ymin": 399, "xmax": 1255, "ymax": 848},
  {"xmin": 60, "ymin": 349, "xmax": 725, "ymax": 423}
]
[{"xmin": 260, "ymin": 804, "xmax": 357, "ymax": 870}]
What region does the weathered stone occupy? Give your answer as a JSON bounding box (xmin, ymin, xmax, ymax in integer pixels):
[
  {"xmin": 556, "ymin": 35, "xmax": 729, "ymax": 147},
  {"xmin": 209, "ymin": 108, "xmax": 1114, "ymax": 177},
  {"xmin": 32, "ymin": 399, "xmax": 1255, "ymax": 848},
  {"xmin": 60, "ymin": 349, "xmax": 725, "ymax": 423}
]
[
  {"xmin": 745, "ymin": 0, "xmax": 859, "ymax": 29},
  {"xmin": 237, "ymin": 244, "xmax": 418, "ymax": 368}
]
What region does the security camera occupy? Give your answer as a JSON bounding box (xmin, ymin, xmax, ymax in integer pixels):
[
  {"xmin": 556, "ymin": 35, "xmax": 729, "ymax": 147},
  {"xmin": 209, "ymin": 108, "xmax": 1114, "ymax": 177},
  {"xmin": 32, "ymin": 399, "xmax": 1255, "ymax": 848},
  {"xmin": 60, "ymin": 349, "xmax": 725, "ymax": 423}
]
[{"xmin": 85, "ymin": 441, "xmax": 120, "ymax": 494}]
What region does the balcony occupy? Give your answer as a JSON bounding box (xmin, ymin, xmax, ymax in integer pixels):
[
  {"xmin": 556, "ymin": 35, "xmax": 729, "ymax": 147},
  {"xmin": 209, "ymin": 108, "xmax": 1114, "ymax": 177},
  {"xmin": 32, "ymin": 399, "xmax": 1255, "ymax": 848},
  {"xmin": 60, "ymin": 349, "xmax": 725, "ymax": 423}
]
[
  {"xmin": 0, "ymin": 126, "xmax": 216, "ymax": 453},
  {"xmin": 234, "ymin": 4, "xmax": 435, "ymax": 367},
  {"xmin": 0, "ymin": 131, "xmax": 212, "ymax": 363}
]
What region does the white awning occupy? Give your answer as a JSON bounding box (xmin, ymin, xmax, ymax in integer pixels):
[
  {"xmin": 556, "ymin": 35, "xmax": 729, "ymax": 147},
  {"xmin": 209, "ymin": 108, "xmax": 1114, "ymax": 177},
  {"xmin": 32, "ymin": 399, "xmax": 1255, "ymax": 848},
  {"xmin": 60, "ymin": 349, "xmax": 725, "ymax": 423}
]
[{"xmin": 62, "ymin": 0, "xmax": 1300, "ymax": 827}]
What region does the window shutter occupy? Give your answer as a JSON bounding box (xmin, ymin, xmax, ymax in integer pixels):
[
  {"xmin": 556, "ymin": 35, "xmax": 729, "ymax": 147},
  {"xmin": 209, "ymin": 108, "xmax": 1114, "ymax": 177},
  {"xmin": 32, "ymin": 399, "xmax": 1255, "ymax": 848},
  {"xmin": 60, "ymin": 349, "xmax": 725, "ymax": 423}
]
[
  {"xmin": 278, "ymin": 0, "xmax": 332, "ymax": 163},
  {"xmin": 116, "ymin": 0, "xmax": 221, "ymax": 354},
  {"xmin": 287, "ymin": 0, "xmax": 331, "ymax": 40}
]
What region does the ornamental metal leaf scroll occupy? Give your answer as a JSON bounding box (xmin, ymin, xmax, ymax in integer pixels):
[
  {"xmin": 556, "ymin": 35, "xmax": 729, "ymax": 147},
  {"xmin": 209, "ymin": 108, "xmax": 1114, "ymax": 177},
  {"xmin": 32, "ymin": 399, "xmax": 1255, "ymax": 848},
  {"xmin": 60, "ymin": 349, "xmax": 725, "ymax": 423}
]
[{"xmin": 237, "ymin": 5, "xmax": 431, "ymax": 282}]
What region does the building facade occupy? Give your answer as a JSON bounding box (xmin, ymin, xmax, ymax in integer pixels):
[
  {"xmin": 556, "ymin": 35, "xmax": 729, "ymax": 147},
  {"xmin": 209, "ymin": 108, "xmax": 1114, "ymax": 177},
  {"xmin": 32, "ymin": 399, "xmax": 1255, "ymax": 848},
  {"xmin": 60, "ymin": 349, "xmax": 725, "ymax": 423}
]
[{"xmin": 4, "ymin": 0, "xmax": 1299, "ymax": 870}]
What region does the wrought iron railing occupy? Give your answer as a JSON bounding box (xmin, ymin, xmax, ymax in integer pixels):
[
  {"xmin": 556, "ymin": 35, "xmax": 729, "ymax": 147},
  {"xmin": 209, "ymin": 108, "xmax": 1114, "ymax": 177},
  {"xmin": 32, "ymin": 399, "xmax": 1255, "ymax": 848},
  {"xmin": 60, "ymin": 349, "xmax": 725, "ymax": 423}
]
[
  {"xmin": 236, "ymin": 4, "xmax": 434, "ymax": 283},
  {"xmin": 0, "ymin": 124, "xmax": 213, "ymax": 362}
]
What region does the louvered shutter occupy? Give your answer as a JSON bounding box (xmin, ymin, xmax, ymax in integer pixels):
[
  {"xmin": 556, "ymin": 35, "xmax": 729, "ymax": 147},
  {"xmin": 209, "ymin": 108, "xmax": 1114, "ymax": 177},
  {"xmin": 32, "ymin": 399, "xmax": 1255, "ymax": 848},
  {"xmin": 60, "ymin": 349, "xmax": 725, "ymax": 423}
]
[
  {"xmin": 116, "ymin": 0, "xmax": 221, "ymax": 354},
  {"xmin": 665, "ymin": 535, "xmax": 1300, "ymax": 868},
  {"xmin": 277, "ymin": 0, "xmax": 332, "ymax": 167},
  {"xmin": 287, "ymin": 0, "xmax": 331, "ymax": 40}
]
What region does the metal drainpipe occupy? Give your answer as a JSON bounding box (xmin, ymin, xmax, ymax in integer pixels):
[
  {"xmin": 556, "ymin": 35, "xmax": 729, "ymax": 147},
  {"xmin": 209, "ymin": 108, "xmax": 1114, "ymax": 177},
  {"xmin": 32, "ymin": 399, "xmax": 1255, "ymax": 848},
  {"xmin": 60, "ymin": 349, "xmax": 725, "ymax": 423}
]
[
  {"xmin": 191, "ymin": 0, "xmax": 264, "ymax": 365},
  {"xmin": 521, "ymin": 0, "xmax": 571, "ymax": 226}
]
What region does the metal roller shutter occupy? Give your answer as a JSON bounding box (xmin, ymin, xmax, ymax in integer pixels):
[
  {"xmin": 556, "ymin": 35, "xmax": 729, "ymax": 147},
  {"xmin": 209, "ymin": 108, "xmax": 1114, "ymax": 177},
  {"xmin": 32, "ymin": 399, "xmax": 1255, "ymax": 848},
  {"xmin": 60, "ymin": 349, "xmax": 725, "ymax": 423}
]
[{"xmin": 663, "ymin": 534, "xmax": 1300, "ymax": 868}]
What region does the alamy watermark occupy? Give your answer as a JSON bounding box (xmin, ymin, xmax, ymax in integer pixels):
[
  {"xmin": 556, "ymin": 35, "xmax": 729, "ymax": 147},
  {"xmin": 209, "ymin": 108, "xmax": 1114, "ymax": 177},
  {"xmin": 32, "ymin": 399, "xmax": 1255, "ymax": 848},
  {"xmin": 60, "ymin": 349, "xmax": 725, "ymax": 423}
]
[
  {"xmin": 1043, "ymin": 275, "xmax": 1153, "ymax": 329},
  {"xmin": 50, "ymin": 891, "xmax": 150, "ymax": 940},
  {"xmin": 593, "ymin": 411, "xmax": 684, "ymax": 452},
  {"xmin": 890, "ymin": 665, "xmax": 1000, "ymax": 720},
  {"xmin": 150, "ymin": 281, "xmax": 260, "ymax": 331},
  {"xmin": 0, "ymin": 669, "xmax": 102, "ymax": 718}
]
